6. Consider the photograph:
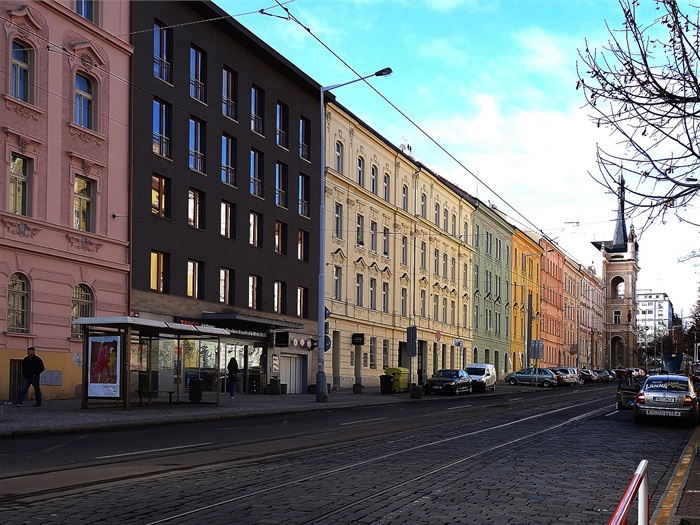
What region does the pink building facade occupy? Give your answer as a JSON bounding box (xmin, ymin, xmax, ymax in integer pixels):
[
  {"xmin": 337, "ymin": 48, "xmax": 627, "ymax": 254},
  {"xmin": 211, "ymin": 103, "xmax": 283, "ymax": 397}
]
[{"xmin": 0, "ymin": 1, "xmax": 131, "ymax": 400}]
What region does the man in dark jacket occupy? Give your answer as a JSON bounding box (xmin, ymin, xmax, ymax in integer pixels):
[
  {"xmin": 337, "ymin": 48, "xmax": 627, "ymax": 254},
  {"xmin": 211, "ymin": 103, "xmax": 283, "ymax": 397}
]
[{"xmin": 14, "ymin": 346, "xmax": 44, "ymax": 407}]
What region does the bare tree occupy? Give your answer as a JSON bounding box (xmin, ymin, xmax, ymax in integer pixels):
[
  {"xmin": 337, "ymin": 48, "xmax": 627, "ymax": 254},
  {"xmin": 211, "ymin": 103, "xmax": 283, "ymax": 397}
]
[{"xmin": 577, "ymin": 0, "xmax": 700, "ymax": 233}]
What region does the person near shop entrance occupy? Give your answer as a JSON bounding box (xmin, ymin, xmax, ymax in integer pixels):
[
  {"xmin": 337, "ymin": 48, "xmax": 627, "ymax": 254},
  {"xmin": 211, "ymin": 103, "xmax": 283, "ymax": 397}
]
[
  {"xmin": 14, "ymin": 346, "xmax": 45, "ymax": 407},
  {"xmin": 227, "ymin": 356, "xmax": 239, "ymax": 397}
]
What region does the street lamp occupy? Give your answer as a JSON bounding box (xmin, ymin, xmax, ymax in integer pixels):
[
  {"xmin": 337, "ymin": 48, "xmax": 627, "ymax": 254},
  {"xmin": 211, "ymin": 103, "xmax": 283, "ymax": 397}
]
[{"xmin": 316, "ymin": 67, "xmax": 393, "ymax": 402}]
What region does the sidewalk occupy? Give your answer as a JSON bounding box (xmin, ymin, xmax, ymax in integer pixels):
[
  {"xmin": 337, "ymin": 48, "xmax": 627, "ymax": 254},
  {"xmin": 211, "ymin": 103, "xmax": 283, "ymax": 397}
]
[{"xmin": 0, "ymin": 387, "xmax": 409, "ymax": 437}]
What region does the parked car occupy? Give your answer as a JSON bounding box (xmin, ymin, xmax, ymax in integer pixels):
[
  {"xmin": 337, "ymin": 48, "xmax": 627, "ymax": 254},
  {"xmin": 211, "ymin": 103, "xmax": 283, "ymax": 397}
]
[
  {"xmin": 424, "ymin": 369, "xmax": 473, "ymax": 395},
  {"xmin": 633, "ymin": 375, "xmax": 700, "ymax": 426},
  {"xmin": 503, "ymin": 367, "xmax": 558, "ymax": 388},
  {"xmin": 465, "ymin": 363, "xmax": 497, "ymax": 392},
  {"xmin": 548, "ymin": 368, "xmax": 578, "ymax": 386},
  {"xmin": 594, "ymin": 370, "xmax": 614, "ymax": 382},
  {"xmin": 579, "ymin": 369, "xmax": 599, "ymax": 383},
  {"xmin": 617, "ymin": 372, "xmax": 644, "ymax": 410}
]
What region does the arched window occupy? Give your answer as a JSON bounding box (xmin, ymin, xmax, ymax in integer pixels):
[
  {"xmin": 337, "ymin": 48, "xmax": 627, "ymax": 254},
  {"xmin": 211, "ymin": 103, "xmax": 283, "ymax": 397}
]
[
  {"xmin": 7, "ymin": 273, "xmax": 29, "ymax": 333},
  {"xmin": 11, "ymin": 41, "xmax": 31, "ymax": 103},
  {"xmin": 611, "ymin": 276, "xmax": 625, "ymax": 299},
  {"xmin": 75, "ymin": 73, "xmax": 95, "ymax": 129},
  {"xmin": 473, "ymin": 347, "xmax": 478, "ymax": 364},
  {"xmin": 71, "ymin": 284, "xmax": 94, "ymax": 338}
]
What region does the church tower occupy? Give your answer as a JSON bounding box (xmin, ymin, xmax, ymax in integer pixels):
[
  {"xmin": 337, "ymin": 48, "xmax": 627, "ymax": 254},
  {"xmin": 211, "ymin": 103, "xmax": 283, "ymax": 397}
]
[{"xmin": 592, "ymin": 177, "xmax": 639, "ymax": 368}]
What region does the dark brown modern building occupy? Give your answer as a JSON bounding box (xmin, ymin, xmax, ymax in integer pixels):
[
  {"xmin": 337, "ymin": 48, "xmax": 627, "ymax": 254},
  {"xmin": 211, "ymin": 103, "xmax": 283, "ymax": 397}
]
[{"xmin": 130, "ymin": 0, "xmax": 321, "ymax": 396}]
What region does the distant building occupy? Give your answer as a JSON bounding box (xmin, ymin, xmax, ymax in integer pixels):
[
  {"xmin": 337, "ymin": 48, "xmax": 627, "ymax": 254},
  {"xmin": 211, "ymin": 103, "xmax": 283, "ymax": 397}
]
[
  {"xmin": 636, "ymin": 291, "xmax": 673, "ymax": 364},
  {"xmin": 592, "ymin": 178, "xmax": 639, "ymax": 368}
]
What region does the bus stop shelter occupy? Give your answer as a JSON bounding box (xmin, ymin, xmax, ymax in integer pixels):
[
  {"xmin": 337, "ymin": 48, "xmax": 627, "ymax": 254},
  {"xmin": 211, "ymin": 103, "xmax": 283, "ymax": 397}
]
[{"xmin": 72, "ymin": 316, "xmax": 230, "ymax": 409}]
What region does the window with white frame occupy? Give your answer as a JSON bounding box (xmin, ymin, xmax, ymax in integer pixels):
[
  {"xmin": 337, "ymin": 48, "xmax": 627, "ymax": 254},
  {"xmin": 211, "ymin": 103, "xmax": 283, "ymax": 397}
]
[
  {"xmin": 382, "ymin": 282, "xmax": 389, "ymax": 313},
  {"xmin": 356, "ymin": 214, "xmax": 365, "ymax": 246},
  {"xmin": 356, "ymin": 273, "xmax": 364, "ymax": 306},
  {"xmin": 369, "ymin": 278, "xmax": 377, "ymax": 310},
  {"xmin": 8, "ymin": 273, "xmax": 29, "ymax": 333},
  {"xmin": 220, "ymin": 268, "xmax": 233, "ymax": 304},
  {"xmin": 420, "ymin": 241, "xmax": 426, "ymax": 269},
  {"xmin": 420, "ymin": 193, "xmax": 427, "ymax": 218},
  {"xmin": 383, "ymin": 173, "xmax": 390, "ymax": 201},
  {"xmin": 333, "ymin": 266, "xmax": 342, "ymax": 300},
  {"xmin": 443, "ymin": 208, "xmax": 448, "ymax": 231},
  {"xmin": 187, "ymin": 259, "xmax": 202, "ymax": 299},
  {"xmin": 10, "ymin": 154, "xmax": 29, "ymax": 216},
  {"xmin": 334, "ymin": 202, "xmax": 343, "ymax": 238},
  {"xmin": 249, "ymin": 211, "xmax": 261, "ymax": 247},
  {"xmin": 71, "ymin": 284, "xmax": 93, "ymax": 338},
  {"xmin": 220, "ymin": 200, "xmax": 234, "ymax": 239},
  {"xmin": 11, "ymin": 40, "xmax": 31, "ymax": 103},
  {"xmin": 401, "ymin": 235, "xmax": 408, "ymax": 265},
  {"xmin": 357, "ymin": 157, "xmax": 365, "ymax": 186},
  {"xmin": 73, "ymin": 176, "xmax": 93, "ymax": 232},
  {"xmin": 335, "ymin": 142, "xmax": 344, "ymax": 173},
  {"xmin": 434, "ymin": 249, "xmax": 439, "ymax": 275},
  {"xmin": 420, "ymin": 289, "xmax": 426, "ymax": 317},
  {"xmin": 382, "ymin": 226, "xmax": 390, "ymax": 256},
  {"xmin": 274, "ymin": 280, "xmax": 286, "ymax": 313},
  {"xmin": 382, "ymin": 339, "xmax": 389, "ymax": 368},
  {"xmin": 188, "ymin": 188, "xmax": 203, "ymax": 229},
  {"xmin": 433, "ymin": 294, "xmax": 439, "ymax": 320},
  {"xmin": 434, "ymin": 202, "xmax": 440, "ymax": 225},
  {"xmin": 402, "ymin": 185, "xmax": 408, "ymax": 211},
  {"xmin": 74, "ymin": 73, "xmax": 95, "ymax": 130},
  {"xmin": 401, "ymin": 288, "xmax": 407, "ymax": 316},
  {"xmin": 370, "ymin": 165, "xmax": 378, "ymax": 194},
  {"xmin": 249, "ymin": 274, "xmax": 262, "ymax": 309}
]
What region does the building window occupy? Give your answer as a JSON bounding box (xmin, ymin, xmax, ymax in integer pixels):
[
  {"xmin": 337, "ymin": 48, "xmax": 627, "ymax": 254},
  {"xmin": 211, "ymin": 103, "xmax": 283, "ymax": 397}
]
[
  {"xmin": 434, "ymin": 203, "xmax": 440, "ymax": 225},
  {"xmin": 151, "ymin": 174, "xmax": 169, "ymax": 218},
  {"xmin": 275, "ymin": 162, "xmax": 288, "ymax": 208},
  {"xmin": 221, "ymin": 201, "xmax": 234, "ymax": 239},
  {"xmin": 443, "ymin": 253, "xmax": 448, "ymax": 278},
  {"xmin": 298, "ymin": 173, "xmax": 310, "ymax": 217},
  {"xmin": 275, "ymin": 221, "xmax": 287, "ymax": 255},
  {"xmin": 382, "ymin": 282, "xmax": 389, "ymax": 313},
  {"xmin": 420, "ymin": 241, "xmax": 426, "ymax": 269},
  {"xmin": 474, "ymin": 224, "xmax": 480, "ymax": 247},
  {"xmin": 221, "ymin": 134, "xmax": 236, "ymax": 186},
  {"xmin": 334, "ymin": 203, "xmax": 343, "ymax": 238},
  {"xmin": 356, "ymin": 214, "xmax": 365, "ymax": 246},
  {"xmin": 250, "ymin": 148, "xmax": 263, "ymax": 197},
  {"xmin": 434, "ymin": 249, "xmax": 440, "ymax": 276},
  {"xmin": 153, "ymin": 20, "xmax": 172, "ymax": 83},
  {"xmin": 10, "ymin": 154, "xmax": 29, "ymax": 216},
  {"xmin": 433, "ymin": 295, "xmax": 439, "ymax": 320},
  {"xmin": 189, "ymin": 117, "xmax": 205, "ymax": 172},
  {"xmin": 248, "ymin": 275, "xmax": 262, "ymax": 310},
  {"xmin": 187, "ymin": 260, "xmax": 202, "ymax": 298},
  {"xmin": 334, "ymin": 141, "xmax": 344, "ymax": 173},
  {"xmin": 299, "ymin": 116, "xmax": 311, "ymax": 160},
  {"xmin": 7, "ymin": 273, "xmax": 29, "ymax": 333},
  {"xmin": 297, "ymin": 286, "xmax": 309, "ymax": 318},
  {"xmin": 382, "ymin": 339, "xmax": 390, "ymax": 368},
  {"xmin": 370, "ymin": 337, "xmax": 377, "ymax": 368},
  {"xmin": 401, "ymin": 235, "xmax": 408, "ymax": 265},
  {"xmin": 276, "ymin": 101, "xmax": 289, "ymax": 149},
  {"xmin": 249, "ymin": 211, "xmax": 262, "ymax": 247},
  {"xmin": 76, "ymin": 0, "xmax": 95, "ymax": 21},
  {"xmin": 370, "ymin": 221, "xmax": 378, "ymax": 252},
  {"xmin": 188, "ymin": 188, "xmax": 204, "ymax": 229},
  {"xmin": 356, "ymin": 274, "xmax": 364, "ymax": 306},
  {"xmin": 442, "ymin": 297, "xmax": 448, "ymax": 323},
  {"xmin": 150, "ymin": 251, "xmax": 168, "ymax": 292},
  {"xmin": 189, "ymin": 45, "xmax": 206, "ymax": 102},
  {"xmin": 357, "ymin": 157, "xmax": 365, "ymax": 186},
  {"xmin": 451, "ymin": 257, "xmax": 456, "ymax": 281},
  {"xmin": 251, "ymin": 84, "xmax": 264, "ymax": 135},
  {"xmin": 298, "ymin": 229, "xmax": 309, "ymax": 262},
  {"xmin": 73, "ymin": 176, "xmax": 93, "ymax": 232},
  {"xmin": 463, "ymin": 263, "xmax": 469, "ymax": 287},
  {"xmin": 333, "ymin": 266, "xmax": 342, "ymax": 300},
  {"xmin": 383, "ymin": 227, "xmax": 390, "ymax": 257},
  {"xmin": 220, "ymin": 268, "xmax": 233, "ymax": 304},
  {"xmin": 74, "ymin": 73, "xmax": 95, "ymax": 130},
  {"xmin": 420, "ymin": 193, "xmax": 427, "ymax": 218},
  {"xmin": 369, "ymin": 278, "xmax": 377, "ymax": 310},
  {"xmin": 420, "ymin": 289, "xmax": 426, "ymax": 317},
  {"xmin": 383, "ymin": 173, "xmax": 391, "ymax": 201},
  {"xmin": 370, "ymin": 165, "xmax": 378, "ymax": 194},
  {"xmin": 451, "ymin": 300, "xmax": 456, "ymax": 325},
  {"xmin": 11, "ymin": 41, "xmax": 31, "ymax": 103},
  {"xmin": 222, "ymin": 66, "xmax": 237, "ymax": 119},
  {"xmin": 614, "ymin": 310, "xmax": 621, "ymax": 324},
  {"xmin": 402, "ymin": 185, "xmax": 408, "ymax": 211},
  {"xmin": 153, "ymin": 98, "xmax": 171, "ymax": 158},
  {"xmin": 71, "ymin": 284, "xmax": 93, "ymax": 338},
  {"xmin": 401, "ymin": 288, "xmax": 407, "ymax": 316},
  {"xmin": 274, "ymin": 281, "xmax": 287, "ymax": 314},
  {"xmin": 452, "ymin": 214, "xmax": 457, "ymax": 236}
]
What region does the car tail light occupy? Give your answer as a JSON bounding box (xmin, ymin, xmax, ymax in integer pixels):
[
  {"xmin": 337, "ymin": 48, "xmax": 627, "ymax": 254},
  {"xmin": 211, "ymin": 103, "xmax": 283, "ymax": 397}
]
[
  {"xmin": 636, "ymin": 393, "xmax": 645, "ymax": 404},
  {"xmin": 684, "ymin": 395, "xmax": 693, "ymax": 406}
]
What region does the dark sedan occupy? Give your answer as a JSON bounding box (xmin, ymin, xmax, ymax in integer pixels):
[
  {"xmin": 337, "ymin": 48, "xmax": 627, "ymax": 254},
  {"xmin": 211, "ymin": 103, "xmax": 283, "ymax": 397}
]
[
  {"xmin": 424, "ymin": 369, "xmax": 472, "ymax": 395},
  {"xmin": 634, "ymin": 375, "xmax": 699, "ymax": 426}
]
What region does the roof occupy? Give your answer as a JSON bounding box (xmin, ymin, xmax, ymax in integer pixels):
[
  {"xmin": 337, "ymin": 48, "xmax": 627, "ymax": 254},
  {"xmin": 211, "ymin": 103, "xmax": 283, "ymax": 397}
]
[{"xmin": 71, "ymin": 317, "xmax": 230, "ymax": 336}]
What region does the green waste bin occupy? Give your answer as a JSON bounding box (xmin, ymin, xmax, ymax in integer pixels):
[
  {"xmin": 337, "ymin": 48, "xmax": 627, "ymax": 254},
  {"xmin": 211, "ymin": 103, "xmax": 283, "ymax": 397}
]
[
  {"xmin": 379, "ymin": 374, "xmax": 393, "ymax": 395},
  {"xmin": 385, "ymin": 367, "xmax": 409, "ymax": 392}
]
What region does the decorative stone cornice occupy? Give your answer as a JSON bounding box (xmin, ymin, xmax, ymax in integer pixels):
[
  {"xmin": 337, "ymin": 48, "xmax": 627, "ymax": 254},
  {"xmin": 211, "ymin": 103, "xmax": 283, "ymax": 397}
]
[
  {"xmin": 2, "ymin": 217, "xmax": 39, "ymax": 238},
  {"xmin": 67, "ymin": 234, "xmax": 102, "ymax": 252}
]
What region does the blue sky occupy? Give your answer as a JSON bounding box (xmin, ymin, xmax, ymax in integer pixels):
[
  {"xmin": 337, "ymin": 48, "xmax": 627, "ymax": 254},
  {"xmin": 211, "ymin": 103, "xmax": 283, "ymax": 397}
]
[{"xmin": 217, "ymin": 0, "xmax": 700, "ymax": 316}]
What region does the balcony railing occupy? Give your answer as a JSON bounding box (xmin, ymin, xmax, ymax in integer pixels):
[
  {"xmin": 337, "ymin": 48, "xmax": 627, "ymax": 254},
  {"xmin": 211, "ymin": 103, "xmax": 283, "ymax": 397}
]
[
  {"xmin": 153, "ymin": 56, "xmax": 171, "ymax": 83},
  {"xmin": 153, "ymin": 133, "xmax": 171, "ymax": 158}
]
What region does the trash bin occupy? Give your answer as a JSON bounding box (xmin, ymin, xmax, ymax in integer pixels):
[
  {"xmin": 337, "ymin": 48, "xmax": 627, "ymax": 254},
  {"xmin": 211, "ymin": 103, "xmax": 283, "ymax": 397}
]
[
  {"xmin": 189, "ymin": 378, "xmax": 203, "ymax": 403},
  {"xmin": 379, "ymin": 374, "xmax": 393, "ymax": 395},
  {"xmin": 269, "ymin": 377, "xmax": 281, "ymax": 395},
  {"xmin": 385, "ymin": 367, "xmax": 409, "ymax": 392}
]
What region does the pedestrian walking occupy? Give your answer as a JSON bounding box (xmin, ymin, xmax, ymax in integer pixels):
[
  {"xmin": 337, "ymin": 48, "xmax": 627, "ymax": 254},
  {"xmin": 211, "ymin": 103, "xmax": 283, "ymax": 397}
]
[
  {"xmin": 14, "ymin": 346, "xmax": 45, "ymax": 407},
  {"xmin": 227, "ymin": 356, "xmax": 239, "ymax": 397}
]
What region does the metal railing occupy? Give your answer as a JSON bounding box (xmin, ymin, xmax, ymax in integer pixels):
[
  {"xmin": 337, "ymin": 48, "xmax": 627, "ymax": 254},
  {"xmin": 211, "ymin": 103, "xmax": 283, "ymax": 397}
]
[{"xmin": 608, "ymin": 459, "xmax": 649, "ymax": 525}]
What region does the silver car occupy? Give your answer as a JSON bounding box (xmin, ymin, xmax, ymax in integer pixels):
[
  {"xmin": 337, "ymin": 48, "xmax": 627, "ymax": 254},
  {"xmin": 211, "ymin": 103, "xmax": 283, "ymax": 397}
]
[{"xmin": 633, "ymin": 375, "xmax": 699, "ymax": 426}]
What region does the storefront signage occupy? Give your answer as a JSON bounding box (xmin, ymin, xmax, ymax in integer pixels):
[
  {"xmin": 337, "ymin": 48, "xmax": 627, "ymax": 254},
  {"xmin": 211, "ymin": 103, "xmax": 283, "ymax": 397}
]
[{"xmin": 352, "ymin": 333, "xmax": 365, "ymax": 346}]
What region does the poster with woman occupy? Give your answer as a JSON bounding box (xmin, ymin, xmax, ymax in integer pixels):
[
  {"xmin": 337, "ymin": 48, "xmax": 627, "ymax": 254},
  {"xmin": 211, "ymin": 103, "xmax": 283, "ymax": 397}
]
[{"xmin": 88, "ymin": 336, "xmax": 120, "ymax": 397}]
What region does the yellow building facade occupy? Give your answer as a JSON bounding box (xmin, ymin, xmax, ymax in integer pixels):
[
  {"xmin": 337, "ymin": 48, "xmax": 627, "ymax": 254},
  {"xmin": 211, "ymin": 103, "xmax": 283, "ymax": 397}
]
[
  {"xmin": 510, "ymin": 230, "xmax": 542, "ymax": 369},
  {"xmin": 322, "ymin": 102, "xmax": 475, "ymax": 388}
]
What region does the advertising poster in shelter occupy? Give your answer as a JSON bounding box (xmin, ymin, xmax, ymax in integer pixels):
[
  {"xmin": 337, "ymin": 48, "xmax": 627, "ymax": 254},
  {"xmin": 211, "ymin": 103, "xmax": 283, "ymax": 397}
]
[{"xmin": 88, "ymin": 335, "xmax": 120, "ymax": 397}]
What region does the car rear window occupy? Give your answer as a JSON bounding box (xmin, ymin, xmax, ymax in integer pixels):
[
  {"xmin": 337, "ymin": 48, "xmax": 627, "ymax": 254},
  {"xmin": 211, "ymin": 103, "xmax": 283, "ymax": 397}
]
[{"xmin": 645, "ymin": 379, "xmax": 688, "ymax": 392}]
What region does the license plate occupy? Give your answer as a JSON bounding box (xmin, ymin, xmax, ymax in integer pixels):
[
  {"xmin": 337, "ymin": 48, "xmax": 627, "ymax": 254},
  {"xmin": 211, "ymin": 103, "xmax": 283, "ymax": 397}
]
[
  {"xmin": 645, "ymin": 409, "xmax": 682, "ymax": 417},
  {"xmin": 653, "ymin": 397, "xmax": 676, "ymax": 403},
  {"xmin": 433, "ymin": 385, "xmax": 442, "ymax": 389}
]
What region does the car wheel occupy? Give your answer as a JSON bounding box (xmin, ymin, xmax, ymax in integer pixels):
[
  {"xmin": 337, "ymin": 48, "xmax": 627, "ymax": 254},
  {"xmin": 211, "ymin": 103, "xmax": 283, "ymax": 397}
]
[
  {"xmin": 542, "ymin": 380, "xmax": 552, "ymax": 388},
  {"xmin": 508, "ymin": 378, "xmax": 518, "ymax": 386}
]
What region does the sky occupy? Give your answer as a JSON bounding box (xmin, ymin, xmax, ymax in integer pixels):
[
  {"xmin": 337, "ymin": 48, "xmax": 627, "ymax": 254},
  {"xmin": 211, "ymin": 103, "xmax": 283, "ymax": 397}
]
[{"xmin": 217, "ymin": 0, "xmax": 700, "ymax": 318}]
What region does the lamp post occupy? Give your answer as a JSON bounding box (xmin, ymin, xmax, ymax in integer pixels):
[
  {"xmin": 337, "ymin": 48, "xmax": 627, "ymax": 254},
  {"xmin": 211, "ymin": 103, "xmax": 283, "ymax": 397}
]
[{"xmin": 316, "ymin": 67, "xmax": 392, "ymax": 402}]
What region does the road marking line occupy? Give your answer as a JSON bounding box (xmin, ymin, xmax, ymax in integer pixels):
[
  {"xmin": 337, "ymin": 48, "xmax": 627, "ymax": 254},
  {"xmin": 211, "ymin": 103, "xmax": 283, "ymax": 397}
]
[
  {"xmin": 447, "ymin": 405, "xmax": 473, "ymax": 410},
  {"xmin": 340, "ymin": 417, "xmax": 387, "ymax": 426},
  {"xmin": 96, "ymin": 443, "xmax": 213, "ymax": 459}
]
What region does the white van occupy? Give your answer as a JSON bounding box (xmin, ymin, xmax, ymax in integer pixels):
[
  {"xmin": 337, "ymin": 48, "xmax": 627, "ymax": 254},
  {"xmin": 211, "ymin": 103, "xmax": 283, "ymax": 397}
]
[{"xmin": 465, "ymin": 363, "xmax": 497, "ymax": 392}]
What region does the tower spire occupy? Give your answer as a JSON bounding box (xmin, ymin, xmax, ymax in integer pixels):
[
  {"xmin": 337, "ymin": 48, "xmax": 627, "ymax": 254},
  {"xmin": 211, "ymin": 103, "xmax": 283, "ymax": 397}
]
[{"xmin": 612, "ymin": 175, "xmax": 627, "ymax": 248}]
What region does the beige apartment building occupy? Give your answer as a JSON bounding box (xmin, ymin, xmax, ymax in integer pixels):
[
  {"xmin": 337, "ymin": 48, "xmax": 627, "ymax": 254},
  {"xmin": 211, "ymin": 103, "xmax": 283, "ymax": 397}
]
[{"xmin": 322, "ymin": 101, "xmax": 475, "ymax": 389}]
